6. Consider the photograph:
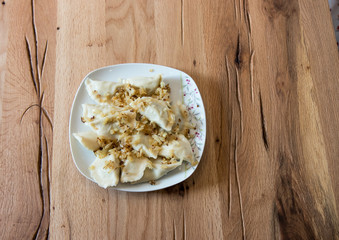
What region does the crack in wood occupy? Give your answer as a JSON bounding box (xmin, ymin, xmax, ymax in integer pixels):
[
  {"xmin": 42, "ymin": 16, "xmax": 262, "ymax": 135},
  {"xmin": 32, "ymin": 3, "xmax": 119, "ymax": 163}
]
[
  {"xmin": 33, "ymin": 135, "xmax": 51, "ymax": 239},
  {"xmin": 229, "ymin": 108, "xmax": 234, "ymax": 218},
  {"xmin": 245, "ymin": 11, "xmax": 252, "ymax": 64},
  {"xmin": 250, "ymin": 50, "xmax": 255, "ymax": 103},
  {"xmin": 243, "ymin": 0, "xmax": 247, "ymax": 25},
  {"xmin": 247, "ymin": 12, "xmax": 252, "ymax": 35},
  {"xmin": 259, "ymin": 91, "xmax": 269, "ymax": 150},
  {"xmin": 20, "ymin": 103, "xmax": 54, "ymax": 129},
  {"xmin": 247, "ymin": 32, "xmax": 252, "ymax": 58},
  {"xmin": 225, "ymin": 54, "xmax": 233, "ymax": 218},
  {"xmin": 234, "ymin": 132, "xmax": 246, "ymax": 240},
  {"xmin": 239, "ymin": 0, "xmax": 242, "ymax": 21},
  {"xmin": 41, "ymin": 41, "xmax": 48, "ymax": 81},
  {"xmin": 217, "ymin": 98, "xmax": 223, "ymax": 163},
  {"xmin": 243, "ymin": 2, "xmax": 254, "ymax": 106},
  {"xmin": 234, "ymin": 0, "xmax": 238, "ymax": 21},
  {"xmin": 217, "ymin": 60, "xmax": 227, "ymax": 163},
  {"xmin": 235, "ymin": 67, "xmax": 243, "ymax": 135},
  {"xmin": 46, "ymin": 228, "xmax": 50, "ymax": 240},
  {"xmin": 235, "ymin": 33, "xmax": 242, "ymax": 68},
  {"xmin": 44, "ymin": 135, "xmax": 51, "ymax": 238},
  {"xmin": 182, "ymin": 211, "xmax": 186, "ymax": 240},
  {"xmin": 22, "ymin": 1, "xmax": 53, "ymax": 239},
  {"xmin": 33, "ymin": 99, "xmax": 44, "ymax": 240},
  {"xmin": 181, "ymin": 0, "xmax": 184, "ymax": 46},
  {"xmin": 173, "ymin": 219, "xmax": 176, "ymax": 240},
  {"xmin": 31, "ymin": 0, "xmax": 41, "ymax": 96},
  {"xmin": 25, "ymin": 37, "xmax": 38, "ymax": 94},
  {"xmin": 225, "ymin": 55, "xmax": 232, "ymax": 109}
]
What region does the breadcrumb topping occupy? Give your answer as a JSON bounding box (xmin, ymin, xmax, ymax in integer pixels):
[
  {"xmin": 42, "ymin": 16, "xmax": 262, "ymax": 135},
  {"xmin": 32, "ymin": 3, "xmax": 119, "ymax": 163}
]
[{"xmin": 82, "ymin": 76, "xmax": 195, "ymax": 186}]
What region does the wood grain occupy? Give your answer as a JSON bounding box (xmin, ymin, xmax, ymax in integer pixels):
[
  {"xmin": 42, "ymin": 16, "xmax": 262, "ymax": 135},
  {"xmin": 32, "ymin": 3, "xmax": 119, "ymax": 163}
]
[
  {"xmin": 1, "ymin": 0, "xmax": 338, "ymax": 239},
  {"xmin": 0, "ymin": 0, "xmax": 56, "ymax": 239}
]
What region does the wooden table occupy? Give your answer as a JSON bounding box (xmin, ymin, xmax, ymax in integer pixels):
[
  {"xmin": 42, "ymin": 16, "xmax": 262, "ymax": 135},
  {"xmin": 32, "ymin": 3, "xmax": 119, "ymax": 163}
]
[{"xmin": 1, "ymin": 0, "xmax": 339, "ymax": 239}]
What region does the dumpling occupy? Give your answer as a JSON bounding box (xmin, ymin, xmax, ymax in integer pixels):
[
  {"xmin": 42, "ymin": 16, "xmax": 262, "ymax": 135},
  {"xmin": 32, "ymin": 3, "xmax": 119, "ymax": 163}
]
[
  {"xmin": 89, "ymin": 154, "xmax": 120, "ymax": 188},
  {"xmin": 73, "ymin": 131, "xmax": 99, "ymax": 151},
  {"xmin": 85, "ymin": 78, "xmax": 124, "ymax": 104},
  {"xmin": 160, "ymin": 134, "xmax": 197, "ymax": 165},
  {"xmin": 81, "ymin": 104, "xmax": 136, "ymax": 138},
  {"xmin": 171, "ymin": 101, "xmax": 191, "ymax": 134},
  {"xmin": 131, "ymin": 133, "xmax": 160, "ymax": 159},
  {"xmin": 86, "ymin": 75, "xmax": 161, "ymax": 105},
  {"xmin": 123, "ymin": 74, "xmax": 161, "ymax": 94},
  {"xmin": 120, "ymin": 156, "xmax": 152, "ymax": 183},
  {"xmin": 130, "ymin": 97, "xmax": 175, "ymax": 131},
  {"xmin": 135, "ymin": 158, "xmax": 182, "ymax": 184}
]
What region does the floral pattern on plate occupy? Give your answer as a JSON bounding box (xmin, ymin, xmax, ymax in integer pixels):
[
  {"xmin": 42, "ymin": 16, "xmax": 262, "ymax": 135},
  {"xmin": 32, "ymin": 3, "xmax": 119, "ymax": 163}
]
[{"xmin": 182, "ymin": 74, "xmax": 206, "ymax": 165}]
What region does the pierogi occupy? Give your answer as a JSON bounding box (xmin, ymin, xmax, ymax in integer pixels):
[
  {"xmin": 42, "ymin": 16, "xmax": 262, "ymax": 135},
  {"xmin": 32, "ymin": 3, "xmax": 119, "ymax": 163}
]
[{"xmin": 74, "ymin": 75, "xmax": 197, "ymax": 188}]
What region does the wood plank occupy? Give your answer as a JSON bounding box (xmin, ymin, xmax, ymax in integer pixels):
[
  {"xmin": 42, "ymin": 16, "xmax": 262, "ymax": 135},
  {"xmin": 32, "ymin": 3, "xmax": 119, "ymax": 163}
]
[
  {"xmin": 50, "ymin": 0, "xmax": 108, "ymax": 239},
  {"xmin": 299, "ymin": 0, "xmax": 339, "ymax": 204},
  {"xmin": 0, "ymin": 0, "xmax": 56, "ymax": 239},
  {"xmin": 0, "ymin": 0, "xmax": 338, "ymax": 239},
  {"xmin": 249, "ymin": 0, "xmax": 339, "ymax": 238}
]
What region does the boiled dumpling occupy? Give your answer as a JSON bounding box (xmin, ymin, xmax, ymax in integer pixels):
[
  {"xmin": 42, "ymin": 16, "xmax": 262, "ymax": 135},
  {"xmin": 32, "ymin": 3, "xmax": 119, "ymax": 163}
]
[
  {"xmin": 81, "ymin": 104, "xmax": 136, "ymax": 138},
  {"xmin": 120, "ymin": 156, "xmax": 152, "ymax": 183},
  {"xmin": 122, "ymin": 74, "xmax": 161, "ymax": 94},
  {"xmin": 85, "ymin": 78, "xmax": 124, "ymax": 104},
  {"xmin": 171, "ymin": 101, "xmax": 192, "ymax": 134},
  {"xmin": 73, "ymin": 131, "xmax": 99, "ymax": 151},
  {"xmin": 89, "ymin": 154, "xmax": 120, "ymax": 188},
  {"xmin": 160, "ymin": 134, "xmax": 197, "ymax": 165},
  {"xmin": 86, "ymin": 75, "xmax": 161, "ymax": 104},
  {"xmin": 130, "ymin": 97, "xmax": 175, "ymax": 131},
  {"xmin": 131, "ymin": 133, "xmax": 160, "ymax": 159},
  {"xmin": 135, "ymin": 158, "xmax": 182, "ymax": 184}
]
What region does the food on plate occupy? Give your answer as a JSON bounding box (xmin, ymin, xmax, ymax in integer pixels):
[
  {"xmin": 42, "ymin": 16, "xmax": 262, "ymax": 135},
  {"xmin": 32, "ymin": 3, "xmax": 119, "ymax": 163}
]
[
  {"xmin": 74, "ymin": 75, "xmax": 197, "ymax": 188},
  {"xmin": 73, "ymin": 131, "xmax": 99, "ymax": 151},
  {"xmin": 130, "ymin": 97, "xmax": 175, "ymax": 131},
  {"xmin": 89, "ymin": 154, "xmax": 120, "ymax": 188}
]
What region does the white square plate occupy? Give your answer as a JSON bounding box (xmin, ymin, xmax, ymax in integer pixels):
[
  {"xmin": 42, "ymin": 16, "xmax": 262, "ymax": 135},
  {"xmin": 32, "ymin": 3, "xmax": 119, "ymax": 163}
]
[{"xmin": 69, "ymin": 63, "xmax": 206, "ymax": 192}]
